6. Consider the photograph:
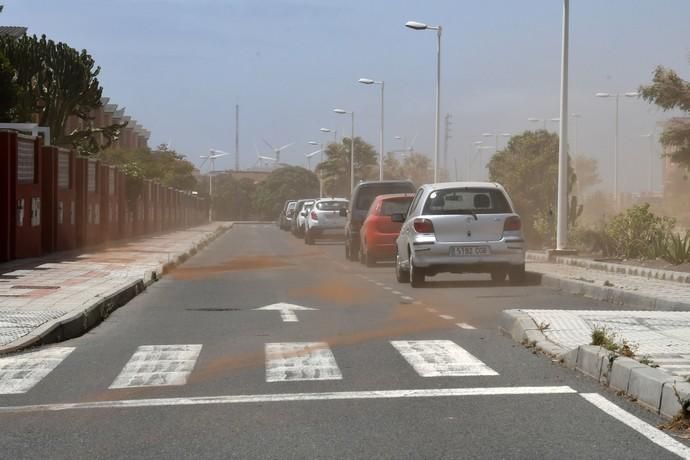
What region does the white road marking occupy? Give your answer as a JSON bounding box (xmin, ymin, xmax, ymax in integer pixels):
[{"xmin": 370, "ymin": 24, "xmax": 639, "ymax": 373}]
[
  {"xmin": 439, "ymin": 314, "xmax": 455, "ymax": 320},
  {"xmin": 0, "ymin": 347, "xmax": 74, "ymax": 394},
  {"xmin": 457, "ymin": 323, "xmax": 477, "ymax": 330},
  {"xmin": 413, "ymin": 300, "xmax": 423, "ymax": 305},
  {"xmin": 253, "ymin": 303, "xmax": 318, "ymax": 323},
  {"xmin": 0, "ymin": 386, "xmax": 577, "ymax": 414},
  {"xmin": 401, "ymin": 296, "xmax": 414, "ymax": 301},
  {"xmin": 109, "ymin": 345, "xmax": 202, "ymax": 389},
  {"xmin": 391, "ymin": 340, "xmax": 499, "ymax": 377},
  {"xmin": 426, "ymin": 307, "xmax": 437, "ymax": 313},
  {"xmin": 581, "ymin": 393, "xmax": 690, "ymax": 459},
  {"xmin": 383, "ymin": 287, "xmax": 393, "ymax": 291},
  {"xmin": 266, "ymin": 342, "xmax": 342, "ymax": 382},
  {"xmin": 391, "ymin": 290, "xmax": 402, "ymax": 295},
  {"xmin": 376, "ymin": 282, "xmax": 385, "ymax": 287}
]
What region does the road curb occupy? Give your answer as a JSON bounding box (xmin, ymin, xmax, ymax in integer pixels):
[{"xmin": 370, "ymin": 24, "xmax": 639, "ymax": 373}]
[
  {"xmin": 528, "ymin": 270, "xmax": 690, "ymax": 311},
  {"xmin": 500, "ymin": 308, "xmax": 690, "ymax": 419},
  {"xmin": 526, "ymin": 250, "xmax": 690, "ymax": 285},
  {"xmin": 0, "ymin": 223, "xmax": 231, "ymax": 355}
]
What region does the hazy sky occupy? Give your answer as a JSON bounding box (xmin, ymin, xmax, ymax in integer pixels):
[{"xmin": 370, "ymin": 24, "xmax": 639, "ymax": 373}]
[{"xmin": 3, "ymin": 0, "xmax": 689, "ymax": 193}]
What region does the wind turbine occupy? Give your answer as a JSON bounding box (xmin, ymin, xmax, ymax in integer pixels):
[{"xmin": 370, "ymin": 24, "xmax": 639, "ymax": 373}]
[
  {"xmin": 262, "ymin": 138, "xmax": 293, "ymax": 163},
  {"xmin": 305, "ymin": 148, "xmax": 321, "ymax": 170},
  {"xmin": 390, "ymin": 133, "xmax": 418, "ymax": 157}
]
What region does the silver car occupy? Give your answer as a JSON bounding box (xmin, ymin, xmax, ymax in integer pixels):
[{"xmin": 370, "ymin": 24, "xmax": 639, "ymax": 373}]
[
  {"xmin": 304, "ymin": 198, "xmax": 349, "ymax": 244},
  {"xmin": 393, "ymin": 182, "xmax": 525, "ymax": 287}
]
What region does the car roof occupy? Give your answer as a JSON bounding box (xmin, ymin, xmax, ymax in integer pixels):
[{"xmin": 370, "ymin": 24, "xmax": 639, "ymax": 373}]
[
  {"xmin": 354, "ymin": 180, "xmax": 414, "ymax": 190},
  {"xmin": 421, "ymin": 181, "xmax": 506, "ymax": 192},
  {"xmin": 314, "ymin": 197, "xmax": 348, "ymax": 202}
]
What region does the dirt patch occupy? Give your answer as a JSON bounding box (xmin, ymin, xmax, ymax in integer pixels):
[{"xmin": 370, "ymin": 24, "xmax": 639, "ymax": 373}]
[
  {"xmin": 170, "ymin": 256, "xmax": 294, "ymax": 280},
  {"xmin": 288, "ymin": 277, "xmax": 373, "ymax": 304}
]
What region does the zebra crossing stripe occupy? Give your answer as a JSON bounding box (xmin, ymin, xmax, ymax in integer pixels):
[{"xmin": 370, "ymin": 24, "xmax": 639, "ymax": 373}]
[
  {"xmin": 109, "ymin": 345, "xmax": 202, "ymax": 389},
  {"xmin": 391, "ymin": 340, "xmax": 498, "ymax": 377},
  {"xmin": 0, "ymin": 347, "xmax": 75, "ymax": 394},
  {"xmin": 266, "ymin": 342, "xmax": 342, "ymax": 382}
]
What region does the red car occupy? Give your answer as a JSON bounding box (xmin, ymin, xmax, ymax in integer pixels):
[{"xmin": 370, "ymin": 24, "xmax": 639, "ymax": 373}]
[{"xmin": 359, "ymin": 193, "xmax": 415, "ymax": 266}]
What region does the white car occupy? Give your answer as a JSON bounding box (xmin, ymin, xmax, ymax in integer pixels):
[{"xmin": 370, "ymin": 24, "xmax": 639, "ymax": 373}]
[
  {"xmin": 296, "ymin": 201, "xmax": 315, "ymax": 236},
  {"xmin": 304, "ymin": 198, "xmax": 349, "ymax": 245},
  {"xmin": 392, "ymin": 182, "xmax": 525, "ymax": 287}
]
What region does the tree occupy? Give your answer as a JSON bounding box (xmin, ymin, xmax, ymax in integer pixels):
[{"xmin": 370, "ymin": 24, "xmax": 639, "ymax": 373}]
[
  {"xmin": 99, "ymin": 144, "xmax": 198, "ymax": 191},
  {"xmin": 382, "ymin": 151, "xmax": 433, "ymax": 185},
  {"xmin": 487, "ymin": 130, "xmax": 578, "ymax": 247},
  {"xmin": 640, "ymin": 65, "xmax": 690, "ymax": 169},
  {"xmin": 253, "ymin": 166, "xmax": 320, "ymax": 218},
  {"xmin": 0, "ymin": 34, "xmax": 123, "ymax": 154},
  {"xmin": 212, "ymin": 175, "xmax": 257, "ymax": 220},
  {"xmin": 0, "ymin": 51, "xmax": 17, "ymax": 121},
  {"xmin": 572, "ymin": 155, "xmax": 601, "ymax": 196},
  {"xmin": 316, "ymin": 137, "xmax": 377, "ymax": 196}
]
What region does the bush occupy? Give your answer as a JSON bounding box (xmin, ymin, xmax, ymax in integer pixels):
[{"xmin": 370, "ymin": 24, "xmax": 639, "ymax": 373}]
[
  {"xmin": 664, "ymin": 232, "xmax": 690, "ymax": 265},
  {"xmin": 605, "ymin": 203, "xmax": 675, "ymax": 259}
]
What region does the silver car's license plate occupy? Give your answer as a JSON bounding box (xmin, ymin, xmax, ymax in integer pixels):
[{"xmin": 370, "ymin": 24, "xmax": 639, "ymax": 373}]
[{"xmin": 450, "ymin": 246, "xmax": 491, "ymax": 257}]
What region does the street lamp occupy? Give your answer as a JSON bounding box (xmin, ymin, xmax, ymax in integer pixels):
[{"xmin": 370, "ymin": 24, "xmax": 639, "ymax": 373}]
[
  {"xmin": 333, "ymin": 108, "xmax": 355, "ymax": 195},
  {"xmin": 556, "ymin": 0, "xmax": 570, "ymax": 250},
  {"xmin": 595, "ymin": 91, "xmax": 639, "ymax": 207},
  {"xmin": 528, "ymin": 118, "xmax": 548, "ymax": 131},
  {"xmin": 405, "ymin": 20, "xmax": 442, "ymax": 183},
  {"xmin": 358, "ymin": 78, "xmax": 385, "ymax": 181},
  {"xmin": 320, "ymin": 127, "xmax": 337, "ymax": 142},
  {"xmin": 482, "ymin": 132, "xmax": 511, "ymax": 151},
  {"xmin": 308, "ymin": 140, "xmax": 324, "ymax": 197}
]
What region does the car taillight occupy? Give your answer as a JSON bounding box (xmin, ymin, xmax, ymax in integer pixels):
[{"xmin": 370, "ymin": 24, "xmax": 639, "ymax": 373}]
[
  {"xmin": 311, "ymin": 211, "xmax": 318, "ymax": 220},
  {"xmin": 413, "ymin": 218, "xmax": 434, "ymax": 233},
  {"xmin": 503, "ymin": 216, "xmax": 521, "ymax": 232}
]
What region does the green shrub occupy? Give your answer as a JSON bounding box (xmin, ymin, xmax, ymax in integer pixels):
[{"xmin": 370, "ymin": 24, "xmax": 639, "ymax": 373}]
[
  {"xmin": 605, "ymin": 203, "xmax": 675, "ymax": 259},
  {"xmin": 664, "ymin": 232, "xmax": 690, "ymax": 265}
]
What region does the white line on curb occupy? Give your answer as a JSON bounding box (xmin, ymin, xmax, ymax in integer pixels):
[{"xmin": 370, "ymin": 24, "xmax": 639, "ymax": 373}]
[
  {"xmin": 439, "ymin": 315, "xmax": 455, "ymax": 320},
  {"xmin": 580, "ymin": 393, "xmax": 690, "ymax": 459},
  {"xmin": 391, "ymin": 290, "xmax": 402, "ymax": 295},
  {"xmin": 0, "ymin": 386, "xmax": 577, "ymax": 414}
]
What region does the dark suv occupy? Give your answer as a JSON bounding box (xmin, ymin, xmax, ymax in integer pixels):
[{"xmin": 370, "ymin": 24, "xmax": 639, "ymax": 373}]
[{"xmin": 344, "ymin": 180, "xmax": 416, "ymax": 261}]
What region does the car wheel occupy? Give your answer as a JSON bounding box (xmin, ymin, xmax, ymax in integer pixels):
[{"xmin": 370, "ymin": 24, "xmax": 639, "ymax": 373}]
[
  {"xmin": 395, "ymin": 250, "xmax": 409, "ymax": 283},
  {"xmin": 509, "ymin": 264, "xmax": 526, "ymax": 285},
  {"xmin": 490, "ymin": 270, "xmax": 507, "ymax": 283},
  {"xmin": 358, "ymin": 245, "xmax": 366, "ymax": 265},
  {"xmin": 409, "ymin": 255, "xmax": 425, "ymax": 288},
  {"xmin": 347, "ymin": 238, "xmax": 359, "ymax": 262},
  {"xmin": 304, "ymin": 230, "xmax": 313, "ymax": 245}
]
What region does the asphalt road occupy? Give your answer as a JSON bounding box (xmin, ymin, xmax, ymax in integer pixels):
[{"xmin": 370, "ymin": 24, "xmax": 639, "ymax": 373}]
[{"xmin": 0, "ymin": 223, "xmax": 688, "ymax": 459}]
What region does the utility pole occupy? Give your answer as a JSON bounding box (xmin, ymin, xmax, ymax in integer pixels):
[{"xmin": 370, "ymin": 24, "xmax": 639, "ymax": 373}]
[
  {"xmin": 234, "ymin": 104, "xmax": 240, "ymax": 171},
  {"xmin": 443, "ymin": 113, "xmax": 452, "ymax": 174}
]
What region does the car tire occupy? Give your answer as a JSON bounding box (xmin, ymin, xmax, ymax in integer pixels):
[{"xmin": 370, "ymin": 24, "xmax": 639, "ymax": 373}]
[
  {"xmin": 358, "ymin": 246, "xmax": 366, "ymax": 265},
  {"xmin": 395, "ymin": 250, "xmax": 409, "ymax": 283},
  {"xmin": 347, "ymin": 238, "xmax": 358, "ymax": 262},
  {"xmin": 304, "ymin": 230, "xmax": 313, "ymax": 245},
  {"xmin": 409, "ymin": 255, "xmax": 425, "ymax": 288},
  {"xmin": 490, "ymin": 270, "xmax": 507, "ymax": 283},
  {"xmin": 509, "ymin": 264, "xmax": 526, "ymax": 285}
]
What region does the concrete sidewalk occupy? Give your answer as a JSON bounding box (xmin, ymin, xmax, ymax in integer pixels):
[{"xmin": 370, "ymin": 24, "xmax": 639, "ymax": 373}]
[
  {"xmin": 526, "ymin": 253, "xmax": 690, "ymax": 311},
  {"xmin": 0, "ymin": 222, "xmax": 230, "ymax": 354}
]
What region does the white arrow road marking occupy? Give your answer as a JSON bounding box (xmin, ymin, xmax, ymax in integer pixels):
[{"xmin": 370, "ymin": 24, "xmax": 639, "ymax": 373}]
[
  {"xmin": 109, "ymin": 345, "xmax": 202, "ymax": 389},
  {"xmin": 581, "ymin": 393, "xmax": 690, "ymax": 459},
  {"xmin": 254, "ymin": 303, "xmax": 317, "ymax": 323},
  {"xmin": 391, "ymin": 340, "xmax": 498, "ymax": 377},
  {"xmin": 266, "ymin": 342, "xmax": 342, "ymax": 382},
  {"xmin": 0, "ymin": 386, "xmax": 577, "ymax": 413},
  {"xmin": 0, "ymin": 347, "xmax": 74, "ymax": 394}
]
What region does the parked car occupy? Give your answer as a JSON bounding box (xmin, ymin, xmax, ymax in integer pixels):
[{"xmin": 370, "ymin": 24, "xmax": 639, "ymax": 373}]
[
  {"xmin": 296, "ymin": 201, "xmax": 314, "ymax": 236},
  {"xmin": 393, "ymin": 182, "xmax": 525, "ymax": 287},
  {"xmin": 291, "ymin": 199, "xmax": 315, "ymax": 237},
  {"xmin": 282, "ymin": 201, "xmax": 298, "ymax": 231},
  {"xmin": 344, "ymin": 180, "xmax": 416, "ymax": 261},
  {"xmin": 279, "ymin": 200, "xmax": 297, "ymax": 230},
  {"xmin": 358, "ymin": 193, "xmax": 415, "ymax": 266},
  {"xmin": 304, "ymin": 198, "xmax": 349, "ymax": 245}
]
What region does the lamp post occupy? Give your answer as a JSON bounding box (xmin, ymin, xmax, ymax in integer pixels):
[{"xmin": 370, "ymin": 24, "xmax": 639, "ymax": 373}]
[
  {"xmin": 333, "ymin": 108, "xmax": 355, "ymax": 195},
  {"xmin": 595, "ymin": 91, "xmax": 639, "ymax": 208},
  {"xmin": 405, "ymin": 20, "xmax": 442, "ymax": 182},
  {"xmin": 320, "ymin": 127, "xmax": 337, "ymax": 143},
  {"xmin": 358, "ymin": 78, "xmax": 385, "ymax": 181},
  {"xmin": 555, "ymin": 0, "xmax": 570, "ymax": 250},
  {"xmin": 308, "ymin": 140, "xmax": 324, "ymax": 197}
]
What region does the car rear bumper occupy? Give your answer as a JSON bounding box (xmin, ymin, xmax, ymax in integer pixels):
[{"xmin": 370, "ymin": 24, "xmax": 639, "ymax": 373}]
[{"xmin": 410, "ymin": 238, "xmax": 525, "ymax": 269}]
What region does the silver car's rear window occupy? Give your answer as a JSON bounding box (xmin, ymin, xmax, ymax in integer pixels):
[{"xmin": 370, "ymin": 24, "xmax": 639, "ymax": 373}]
[
  {"xmin": 423, "ymin": 188, "xmax": 512, "ymax": 215},
  {"xmin": 316, "ymin": 201, "xmax": 348, "ymax": 211}
]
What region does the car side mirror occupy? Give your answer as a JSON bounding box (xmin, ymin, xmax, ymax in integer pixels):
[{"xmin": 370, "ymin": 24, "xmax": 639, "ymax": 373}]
[
  {"xmin": 391, "ymin": 213, "xmax": 406, "ymax": 223},
  {"xmin": 339, "ymin": 209, "xmax": 348, "ymax": 217}
]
